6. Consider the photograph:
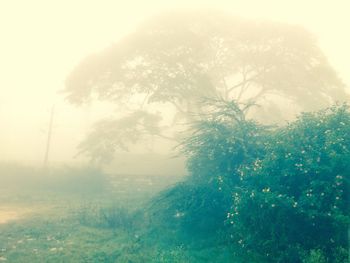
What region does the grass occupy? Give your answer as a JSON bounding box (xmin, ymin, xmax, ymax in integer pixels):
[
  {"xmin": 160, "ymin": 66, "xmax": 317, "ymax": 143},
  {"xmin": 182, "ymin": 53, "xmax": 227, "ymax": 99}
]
[
  {"xmin": 0, "ymin": 163, "xmax": 238, "ymax": 262},
  {"xmin": 1, "ymin": 162, "xmax": 345, "ymax": 262}
]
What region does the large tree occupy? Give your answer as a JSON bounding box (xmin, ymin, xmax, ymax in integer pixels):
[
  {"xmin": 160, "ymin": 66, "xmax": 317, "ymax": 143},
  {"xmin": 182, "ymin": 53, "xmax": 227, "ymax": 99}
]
[{"xmin": 64, "ymin": 10, "xmax": 347, "ymax": 161}]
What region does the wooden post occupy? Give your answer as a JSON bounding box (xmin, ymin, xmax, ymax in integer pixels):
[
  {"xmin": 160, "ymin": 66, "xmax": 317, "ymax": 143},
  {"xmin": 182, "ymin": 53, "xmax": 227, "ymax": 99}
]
[{"xmin": 43, "ymin": 105, "xmax": 55, "ymax": 169}]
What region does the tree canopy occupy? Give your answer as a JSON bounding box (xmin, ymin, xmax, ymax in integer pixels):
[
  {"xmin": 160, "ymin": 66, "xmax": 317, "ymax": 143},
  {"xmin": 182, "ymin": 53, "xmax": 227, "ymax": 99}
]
[
  {"xmin": 64, "ymin": 11, "xmax": 348, "ymax": 160},
  {"xmin": 65, "ymin": 11, "xmax": 346, "ymax": 111}
]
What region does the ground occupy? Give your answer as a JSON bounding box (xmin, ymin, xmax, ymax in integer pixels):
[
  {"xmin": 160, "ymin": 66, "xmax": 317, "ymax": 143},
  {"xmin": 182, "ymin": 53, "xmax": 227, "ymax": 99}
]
[
  {"xmin": 0, "ymin": 164, "xmax": 240, "ymax": 263},
  {"xmin": 0, "ymin": 171, "xmax": 206, "ymax": 263}
]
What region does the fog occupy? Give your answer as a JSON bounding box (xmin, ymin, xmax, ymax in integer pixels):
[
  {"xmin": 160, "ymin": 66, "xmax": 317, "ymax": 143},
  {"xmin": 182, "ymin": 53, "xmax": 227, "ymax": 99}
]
[
  {"xmin": 0, "ymin": 0, "xmax": 349, "ymax": 164},
  {"xmin": 1, "ymin": 2, "xmax": 350, "ymax": 262}
]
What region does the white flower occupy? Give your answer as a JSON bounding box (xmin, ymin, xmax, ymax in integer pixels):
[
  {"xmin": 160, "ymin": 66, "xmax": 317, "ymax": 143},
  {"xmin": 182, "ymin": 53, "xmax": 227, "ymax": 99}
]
[
  {"xmin": 262, "ymin": 188, "xmax": 270, "ymax": 193},
  {"xmin": 174, "ymin": 212, "xmax": 185, "ymax": 218}
]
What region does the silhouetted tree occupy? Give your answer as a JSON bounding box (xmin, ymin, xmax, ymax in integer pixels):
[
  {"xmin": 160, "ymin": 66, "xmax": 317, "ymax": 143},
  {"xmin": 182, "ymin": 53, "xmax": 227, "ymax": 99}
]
[{"xmin": 64, "ymin": 11, "xmax": 348, "ymax": 162}]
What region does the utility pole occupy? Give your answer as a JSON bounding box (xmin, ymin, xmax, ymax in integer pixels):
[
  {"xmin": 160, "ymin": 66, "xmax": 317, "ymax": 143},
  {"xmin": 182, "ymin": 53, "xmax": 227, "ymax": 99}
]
[{"xmin": 43, "ymin": 105, "xmax": 55, "ymax": 169}]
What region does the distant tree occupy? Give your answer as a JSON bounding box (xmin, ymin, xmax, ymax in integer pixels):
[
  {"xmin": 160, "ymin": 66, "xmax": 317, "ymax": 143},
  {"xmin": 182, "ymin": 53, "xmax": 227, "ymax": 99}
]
[
  {"xmin": 64, "ymin": 10, "xmax": 347, "ymax": 162},
  {"xmin": 77, "ymin": 110, "xmax": 164, "ymax": 164}
]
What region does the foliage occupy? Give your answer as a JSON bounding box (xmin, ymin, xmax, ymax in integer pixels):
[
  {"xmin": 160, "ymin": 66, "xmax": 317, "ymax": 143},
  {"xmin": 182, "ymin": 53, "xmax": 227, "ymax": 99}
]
[
  {"xmin": 150, "ymin": 103, "xmax": 350, "ymax": 262},
  {"xmin": 76, "ymin": 203, "xmax": 134, "ymax": 230},
  {"xmin": 182, "ymin": 99, "xmax": 269, "ymax": 186},
  {"xmin": 148, "ymin": 181, "xmax": 231, "ymax": 240},
  {"xmin": 64, "ymin": 11, "xmax": 348, "ymax": 162},
  {"xmin": 0, "ymin": 173, "xmax": 237, "ymax": 263},
  {"xmin": 148, "ymin": 100, "xmax": 269, "ymax": 240},
  {"xmin": 229, "ymin": 105, "xmax": 350, "ymax": 262},
  {"xmin": 77, "ymin": 111, "xmax": 163, "ymax": 164},
  {"xmin": 65, "ymin": 11, "xmax": 345, "ymax": 111},
  {"xmin": 2, "ymin": 104, "xmax": 348, "ymax": 262},
  {"xmin": 302, "ymin": 249, "xmax": 327, "ymax": 263}
]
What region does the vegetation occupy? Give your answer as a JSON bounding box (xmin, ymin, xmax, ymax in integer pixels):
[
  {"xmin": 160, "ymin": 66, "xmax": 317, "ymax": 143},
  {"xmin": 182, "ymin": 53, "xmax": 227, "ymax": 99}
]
[
  {"xmin": 64, "ymin": 11, "xmax": 348, "ymax": 163},
  {"xmin": 1, "ymin": 104, "xmax": 349, "ymax": 262},
  {"xmin": 2, "ymin": 11, "xmax": 350, "ymax": 263},
  {"xmin": 229, "ymin": 105, "xmax": 349, "ymax": 262},
  {"xmin": 151, "ymin": 103, "xmax": 349, "ymax": 262},
  {"xmin": 0, "ymin": 164, "xmax": 189, "ymax": 262}
]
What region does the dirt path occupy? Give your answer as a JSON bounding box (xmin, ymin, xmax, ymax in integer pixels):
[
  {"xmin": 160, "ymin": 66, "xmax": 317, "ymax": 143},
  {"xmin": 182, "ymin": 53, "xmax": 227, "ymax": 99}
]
[{"xmin": 0, "ymin": 206, "xmax": 31, "ymax": 224}]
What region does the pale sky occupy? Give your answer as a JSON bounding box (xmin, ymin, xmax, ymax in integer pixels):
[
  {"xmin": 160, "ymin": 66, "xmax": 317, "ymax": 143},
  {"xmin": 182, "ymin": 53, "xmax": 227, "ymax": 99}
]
[{"xmin": 0, "ymin": 0, "xmax": 349, "ymax": 164}]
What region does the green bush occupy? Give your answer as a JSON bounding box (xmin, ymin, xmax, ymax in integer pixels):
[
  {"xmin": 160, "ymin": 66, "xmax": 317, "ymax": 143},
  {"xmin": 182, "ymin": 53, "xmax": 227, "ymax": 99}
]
[
  {"xmin": 302, "ymin": 249, "xmax": 327, "ymax": 263},
  {"xmin": 76, "ymin": 203, "xmax": 134, "ymax": 230},
  {"xmin": 230, "ymin": 105, "xmax": 350, "ymax": 262},
  {"xmin": 148, "ymin": 100, "xmax": 269, "ymax": 240},
  {"xmin": 154, "ymin": 102, "xmax": 349, "ymax": 262}
]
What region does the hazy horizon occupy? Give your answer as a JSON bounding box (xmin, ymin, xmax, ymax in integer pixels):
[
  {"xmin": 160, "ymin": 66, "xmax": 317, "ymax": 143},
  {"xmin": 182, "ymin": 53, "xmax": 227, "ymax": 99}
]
[{"xmin": 1, "ymin": 0, "xmax": 349, "ymax": 164}]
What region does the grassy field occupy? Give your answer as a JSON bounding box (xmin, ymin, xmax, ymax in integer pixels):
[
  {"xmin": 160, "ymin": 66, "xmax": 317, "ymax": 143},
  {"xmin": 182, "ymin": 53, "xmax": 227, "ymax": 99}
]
[{"xmin": 0, "ymin": 164, "xmax": 236, "ymax": 263}]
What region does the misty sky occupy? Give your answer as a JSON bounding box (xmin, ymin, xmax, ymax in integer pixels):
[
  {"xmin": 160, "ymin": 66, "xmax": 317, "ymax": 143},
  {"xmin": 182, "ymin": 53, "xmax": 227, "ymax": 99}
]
[{"xmin": 0, "ymin": 0, "xmax": 349, "ymax": 163}]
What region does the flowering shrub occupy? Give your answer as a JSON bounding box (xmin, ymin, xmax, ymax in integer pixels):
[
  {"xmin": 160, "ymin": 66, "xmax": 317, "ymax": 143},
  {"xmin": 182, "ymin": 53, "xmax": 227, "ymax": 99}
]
[
  {"xmin": 150, "ymin": 103, "xmax": 349, "ymax": 262},
  {"xmin": 229, "ymin": 105, "xmax": 350, "ymax": 262}
]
